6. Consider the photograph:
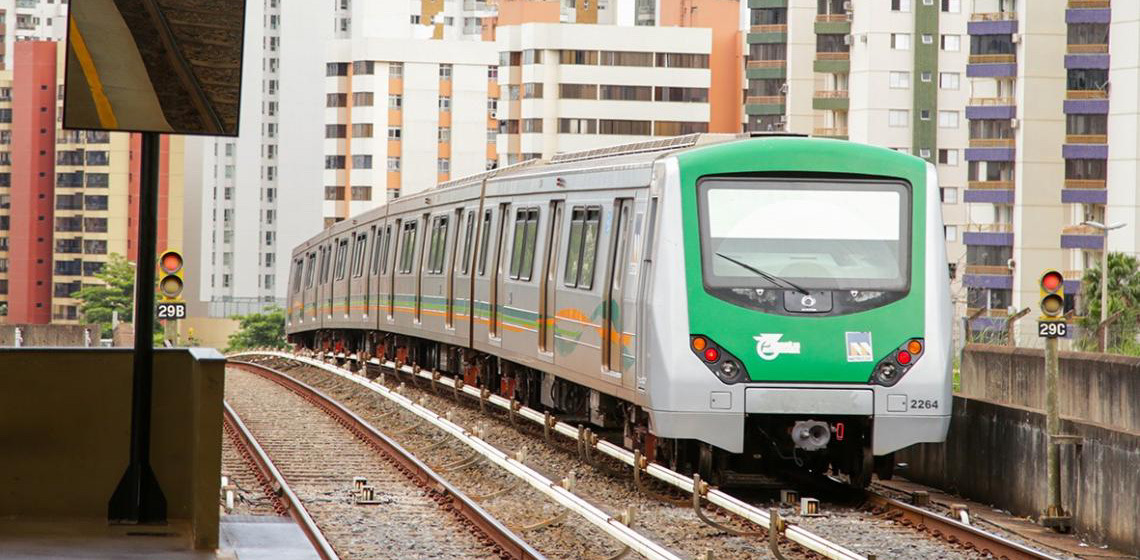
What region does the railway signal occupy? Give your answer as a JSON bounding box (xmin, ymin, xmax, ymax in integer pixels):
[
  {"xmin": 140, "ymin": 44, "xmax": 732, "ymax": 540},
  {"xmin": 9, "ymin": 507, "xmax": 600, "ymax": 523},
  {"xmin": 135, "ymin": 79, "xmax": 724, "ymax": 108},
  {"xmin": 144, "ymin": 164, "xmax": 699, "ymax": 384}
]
[
  {"xmin": 1037, "ymin": 270, "xmax": 1066, "ymax": 338},
  {"xmin": 156, "ymin": 250, "xmax": 186, "ymax": 320}
]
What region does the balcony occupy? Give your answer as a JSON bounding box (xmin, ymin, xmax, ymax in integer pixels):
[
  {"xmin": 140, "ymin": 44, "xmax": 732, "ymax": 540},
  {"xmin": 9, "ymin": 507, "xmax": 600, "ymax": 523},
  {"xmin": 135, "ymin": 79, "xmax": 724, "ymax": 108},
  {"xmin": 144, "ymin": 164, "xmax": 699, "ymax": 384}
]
[
  {"xmin": 1062, "ymin": 180, "xmax": 1107, "ymax": 204},
  {"xmin": 1064, "ymin": 179, "xmax": 1105, "ymax": 188},
  {"xmin": 749, "ymin": 24, "xmax": 788, "ymax": 43},
  {"xmin": 964, "ymin": 264, "xmax": 1012, "ymax": 276},
  {"xmin": 964, "ymin": 180, "xmax": 1015, "ymax": 204},
  {"xmin": 969, "ymin": 54, "xmax": 1016, "ymax": 64},
  {"xmin": 963, "ymin": 264, "xmax": 1014, "ymax": 289},
  {"xmin": 1067, "ymin": 44, "xmax": 1109, "ymax": 54},
  {"xmin": 963, "ymin": 223, "xmax": 1014, "ymax": 247},
  {"xmin": 816, "ymin": 52, "xmax": 849, "ymax": 60},
  {"xmin": 1065, "ymin": 134, "xmax": 1107, "ymax": 144},
  {"xmin": 967, "ymin": 223, "xmax": 1013, "ymax": 233},
  {"xmin": 750, "ymin": 24, "xmax": 787, "ymax": 33},
  {"xmin": 969, "ymin": 138, "xmax": 1015, "ymax": 148},
  {"xmin": 1066, "ymin": 90, "xmax": 1108, "ymax": 100},
  {"xmin": 745, "ymin": 95, "xmax": 785, "ymax": 115},
  {"xmin": 968, "ymin": 97, "xmax": 1015, "ymax": 106},
  {"xmin": 1060, "ymin": 224, "xmax": 1104, "ymax": 250},
  {"xmin": 813, "ymin": 90, "xmax": 849, "ymax": 111},
  {"xmin": 815, "ymin": 14, "xmax": 849, "ymax": 23},
  {"xmin": 970, "ymin": 12, "xmax": 1017, "ymax": 21},
  {"xmin": 746, "ymin": 96, "xmax": 784, "ymax": 105},
  {"xmin": 747, "ymin": 60, "xmax": 786, "ymax": 69},
  {"xmin": 1068, "ymin": 0, "xmax": 1108, "ymax": 7},
  {"xmin": 967, "ymin": 180, "xmax": 1013, "ymax": 189},
  {"xmin": 813, "ymin": 127, "xmax": 848, "ymax": 139}
]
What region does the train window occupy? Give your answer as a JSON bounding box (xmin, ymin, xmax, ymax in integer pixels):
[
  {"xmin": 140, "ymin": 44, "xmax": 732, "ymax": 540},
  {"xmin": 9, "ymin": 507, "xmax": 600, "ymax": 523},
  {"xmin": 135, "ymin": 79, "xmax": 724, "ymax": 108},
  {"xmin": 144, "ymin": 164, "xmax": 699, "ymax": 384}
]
[
  {"xmin": 426, "ymin": 215, "xmax": 449, "ymax": 274},
  {"xmin": 370, "ymin": 226, "xmax": 383, "ymax": 275},
  {"xmin": 398, "ymin": 220, "xmax": 418, "ymax": 274},
  {"xmin": 320, "ymin": 244, "xmax": 331, "ymax": 283},
  {"xmin": 352, "ymin": 233, "xmax": 368, "ymax": 277},
  {"xmin": 379, "ymin": 225, "xmax": 392, "ymax": 274},
  {"xmin": 334, "ymin": 238, "xmax": 349, "ymax": 280},
  {"xmin": 509, "ymin": 207, "xmax": 540, "ymax": 281},
  {"xmin": 477, "ymin": 209, "xmax": 493, "ymax": 275},
  {"xmin": 292, "ymin": 259, "xmax": 304, "ymax": 293},
  {"xmin": 564, "ymin": 206, "xmax": 601, "ymax": 289},
  {"xmin": 460, "ymin": 210, "xmax": 475, "ymax": 274},
  {"xmin": 304, "ymin": 252, "xmax": 316, "ymax": 287}
]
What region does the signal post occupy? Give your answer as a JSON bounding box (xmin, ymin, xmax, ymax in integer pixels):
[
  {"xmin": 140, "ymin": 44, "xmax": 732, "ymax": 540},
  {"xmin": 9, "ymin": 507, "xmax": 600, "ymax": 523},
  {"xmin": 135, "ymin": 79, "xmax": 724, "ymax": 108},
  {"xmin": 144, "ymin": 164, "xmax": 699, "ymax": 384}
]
[{"xmin": 1037, "ymin": 270, "xmax": 1071, "ymax": 532}]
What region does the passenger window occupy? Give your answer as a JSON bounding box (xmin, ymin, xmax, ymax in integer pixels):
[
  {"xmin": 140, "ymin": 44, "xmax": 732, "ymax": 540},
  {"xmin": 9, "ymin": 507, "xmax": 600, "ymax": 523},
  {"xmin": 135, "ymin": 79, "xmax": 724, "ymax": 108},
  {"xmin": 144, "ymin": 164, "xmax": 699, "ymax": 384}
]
[
  {"xmin": 370, "ymin": 227, "xmax": 383, "ymax": 275},
  {"xmin": 478, "ymin": 209, "xmax": 493, "ymax": 275},
  {"xmin": 334, "ymin": 239, "xmax": 349, "ymax": 280},
  {"xmin": 304, "ymin": 252, "xmax": 316, "ymax": 287},
  {"xmin": 427, "ymin": 215, "xmax": 449, "ymax": 274},
  {"xmin": 379, "ymin": 225, "xmax": 392, "ymax": 274},
  {"xmin": 509, "ymin": 207, "xmax": 540, "ymax": 281},
  {"xmin": 398, "ymin": 221, "xmax": 418, "ymax": 274},
  {"xmin": 292, "ymin": 259, "xmax": 304, "ymax": 293},
  {"xmin": 351, "ymin": 233, "xmax": 368, "ymax": 277},
  {"xmin": 461, "ymin": 210, "xmax": 475, "ymax": 274},
  {"xmin": 320, "ymin": 245, "xmax": 331, "ymax": 282},
  {"xmin": 564, "ymin": 206, "xmax": 601, "ymax": 289}
]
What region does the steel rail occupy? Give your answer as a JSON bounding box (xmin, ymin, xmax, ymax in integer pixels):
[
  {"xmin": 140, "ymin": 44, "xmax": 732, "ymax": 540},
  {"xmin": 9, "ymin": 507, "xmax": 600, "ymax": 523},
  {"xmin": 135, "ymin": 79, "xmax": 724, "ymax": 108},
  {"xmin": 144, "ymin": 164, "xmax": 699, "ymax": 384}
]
[
  {"xmin": 222, "ymin": 401, "xmax": 341, "ymax": 560},
  {"xmin": 232, "ymin": 351, "xmax": 868, "ymax": 560},
  {"xmin": 229, "ymin": 361, "xmax": 546, "ymax": 560},
  {"xmin": 865, "ymin": 493, "xmax": 1066, "ymax": 560},
  {"xmin": 139, "ymin": 0, "xmax": 225, "ymax": 133}
]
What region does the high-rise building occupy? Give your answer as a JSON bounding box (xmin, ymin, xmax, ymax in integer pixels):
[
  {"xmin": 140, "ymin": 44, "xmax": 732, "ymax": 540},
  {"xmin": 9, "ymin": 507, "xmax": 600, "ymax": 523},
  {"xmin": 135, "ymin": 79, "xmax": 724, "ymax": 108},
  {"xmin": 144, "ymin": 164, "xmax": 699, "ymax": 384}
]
[
  {"xmin": 183, "ymin": 0, "xmax": 330, "ymax": 316},
  {"xmin": 0, "ymin": 39, "xmax": 184, "ymax": 326},
  {"xmin": 0, "ymin": 0, "xmax": 67, "ymax": 69},
  {"xmin": 744, "ymin": 0, "xmax": 969, "ymax": 323},
  {"xmin": 961, "ymin": 0, "xmax": 1139, "ymax": 342}
]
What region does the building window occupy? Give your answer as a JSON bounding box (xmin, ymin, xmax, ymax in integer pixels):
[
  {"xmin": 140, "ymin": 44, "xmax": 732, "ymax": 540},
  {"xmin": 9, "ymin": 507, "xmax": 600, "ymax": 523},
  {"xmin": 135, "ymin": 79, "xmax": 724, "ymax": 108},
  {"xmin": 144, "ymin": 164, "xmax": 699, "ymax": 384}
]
[
  {"xmin": 941, "ymin": 0, "xmax": 960, "ymax": 12},
  {"xmin": 352, "ymin": 123, "xmax": 373, "ymax": 138},
  {"xmin": 891, "ymin": 0, "xmax": 911, "ymax": 11},
  {"xmin": 410, "ymin": 14, "xmax": 420, "ymax": 24},
  {"xmin": 888, "ymin": 110, "xmax": 908, "ymax": 127},
  {"xmin": 939, "ymin": 72, "xmax": 960, "ymax": 89},
  {"xmin": 439, "ymin": 64, "xmax": 452, "ymax": 80},
  {"xmin": 353, "ymin": 92, "xmax": 374, "ymax": 106},
  {"xmin": 522, "ymin": 83, "xmax": 543, "ymax": 99},
  {"xmin": 324, "ymin": 155, "xmax": 346, "ymax": 169},
  {"xmin": 560, "ymin": 50, "xmax": 599, "ymax": 65},
  {"xmin": 598, "ymin": 119, "xmax": 651, "ymax": 135},
  {"xmin": 922, "ymin": 34, "xmax": 934, "ymax": 45},
  {"xmin": 944, "ymin": 225, "xmax": 957, "ymax": 242},
  {"xmin": 326, "ymin": 62, "xmax": 348, "ymax": 76},
  {"xmin": 352, "ymin": 155, "xmax": 372, "ymax": 169},
  {"xmin": 326, "ymin": 93, "xmax": 347, "ymax": 107},
  {"xmin": 919, "ymin": 148, "xmax": 932, "ymax": 158},
  {"xmin": 921, "ymin": 71, "xmax": 933, "ymax": 82},
  {"xmin": 521, "ymin": 118, "xmax": 543, "ymax": 133},
  {"xmin": 388, "ymin": 127, "xmax": 401, "ymax": 140},
  {"xmin": 351, "ymin": 186, "xmax": 372, "ymax": 201},
  {"xmin": 599, "ymin": 51, "xmax": 654, "ymax": 67},
  {"xmin": 488, "ymin": 66, "xmax": 498, "ymax": 78},
  {"xmin": 522, "ymin": 49, "xmax": 543, "ymax": 64},
  {"xmin": 324, "ymin": 186, "xmax": 345, "ymax": 200},
  {"xmin": 599, "ymin": 85, "xmax": 651, "ymax": 101},
  {"xmin": 387, "ymin": 94, "xmax": 402, "ymax": 109},
  {"xmin": 389, "ymin": 62, "xmax": 403, "ymax": 77},
  {"xmin": 438, "ymin": 159, "xmax": 450, "ymax": 174},
  {"xmin": 889, "ymin": 71, "xmax": 910, "ymax": 89},
  {"xmin": 941, "ymin": 34, "xmax": 960, "ymax": 51},
  {"xmin": 891, "ymin": 34, "xmax": 911, "ymax": 50},
  {"xmin": 940, "ymin": 187, "xmax": 958, "ymax": 204},
  {"xmin": 352, "ymin": 60, "xmax": 374, "ymax": 75},
  {"xmin": 938, "ymin": 149, "xmax": 959, "ymax": 166},
  {"xmin": 938, "ymin": 110, "xmax": 959, "ymax": 128},
  {"xmin": 325, "ymin": 124, "xmax": 346, "ymax": 138},
  {"xmin": 920, "ymin": 109, "xmax": 931, "ymax": 121},
  {"xmin": 559, "ymin": 83, "xmax": 598, "ymax": 99},
  {"xmin": 439, "ymin": 96, "xmax": 451, "ymax": 111},
  {"xmin": 559, "ymin": 118, "xmax": 597, "ymax": 134},
  {"xmin": 387, "ymin": 157, "xmax": 401, "ymax": 171}
]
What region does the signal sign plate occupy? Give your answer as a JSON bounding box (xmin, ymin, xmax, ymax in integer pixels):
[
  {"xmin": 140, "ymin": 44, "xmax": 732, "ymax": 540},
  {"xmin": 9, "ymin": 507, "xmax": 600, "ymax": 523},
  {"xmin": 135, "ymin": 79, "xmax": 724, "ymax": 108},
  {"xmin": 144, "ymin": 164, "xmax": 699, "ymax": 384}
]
[
  {"xmin": 1038, "ymin": 320, "xmax": 1067, "ymax": 338},
  {"xmin": 157, "ymin": 302, "xmax": 187, "ymax": 320}
]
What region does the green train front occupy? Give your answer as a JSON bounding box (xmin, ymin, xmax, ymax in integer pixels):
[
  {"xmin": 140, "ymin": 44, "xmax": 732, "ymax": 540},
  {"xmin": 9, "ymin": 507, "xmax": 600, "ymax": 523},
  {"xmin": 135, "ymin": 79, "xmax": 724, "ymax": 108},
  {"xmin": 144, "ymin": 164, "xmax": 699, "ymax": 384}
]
[{"xmin": 643, "ymin": 137, "xmax": 952, "ymax": 483}]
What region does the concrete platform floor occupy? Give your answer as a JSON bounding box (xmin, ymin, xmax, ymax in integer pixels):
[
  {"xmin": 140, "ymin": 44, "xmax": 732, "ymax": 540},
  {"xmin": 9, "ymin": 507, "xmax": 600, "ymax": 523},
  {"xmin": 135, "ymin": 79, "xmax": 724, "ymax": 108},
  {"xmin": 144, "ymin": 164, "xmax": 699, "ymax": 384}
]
[{"xmin": 0, "ymin": 515, "xmax": 319, "ymax": 560}]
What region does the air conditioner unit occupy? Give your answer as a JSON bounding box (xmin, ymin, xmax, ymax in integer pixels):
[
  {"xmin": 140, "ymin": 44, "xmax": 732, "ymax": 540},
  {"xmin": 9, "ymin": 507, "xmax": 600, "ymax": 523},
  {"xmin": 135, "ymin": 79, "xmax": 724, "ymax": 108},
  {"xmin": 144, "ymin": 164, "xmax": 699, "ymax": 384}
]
[
  {"xmin": 1011, "ymin": 33, "xmax": 1021, "ymax": 43},
  {"xmin": 1010, "ymin": 118, "xmax": 1019, "ymax": 129},
  {"xmin": 1007, "ymin": 258, "xmax": 1016, "ymax": 270},
  {"xmin": 489, "ymin": 110, "xmax": 498, "ymax": 119},
  {"xmin": 843, "ymin": 34, "xmax": 853, "ymax": 46}
]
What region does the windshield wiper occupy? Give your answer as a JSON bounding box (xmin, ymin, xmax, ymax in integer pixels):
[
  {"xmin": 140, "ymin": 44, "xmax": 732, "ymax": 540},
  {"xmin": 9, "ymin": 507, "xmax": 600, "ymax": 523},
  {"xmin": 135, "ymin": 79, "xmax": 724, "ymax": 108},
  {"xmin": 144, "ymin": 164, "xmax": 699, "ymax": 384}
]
[{"xmin": 715, "ymin": 253, "xmax": 810, "ymax": 296}]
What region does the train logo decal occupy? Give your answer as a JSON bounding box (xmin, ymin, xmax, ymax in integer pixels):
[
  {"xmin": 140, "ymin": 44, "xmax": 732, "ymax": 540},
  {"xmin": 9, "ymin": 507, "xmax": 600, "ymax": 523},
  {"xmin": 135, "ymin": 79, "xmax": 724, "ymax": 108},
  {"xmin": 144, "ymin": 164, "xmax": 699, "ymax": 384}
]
[
  {"xmin": 753, "ymin": 334, "xmax": 801, "ymax": 361},
  {"xmin": 845, "ymin": 332, "xmax": 874, "ymax": 362}
]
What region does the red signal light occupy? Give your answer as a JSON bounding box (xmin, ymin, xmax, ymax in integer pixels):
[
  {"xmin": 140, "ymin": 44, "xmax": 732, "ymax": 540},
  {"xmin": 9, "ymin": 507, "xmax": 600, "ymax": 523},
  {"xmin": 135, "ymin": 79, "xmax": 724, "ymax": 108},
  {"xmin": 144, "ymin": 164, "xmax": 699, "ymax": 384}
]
[
  {"xmin": 896, "ymin": 350, "xmax": 912, "ymax": 365},
  {"xmin": 160, "ymin": 251, "xmax": 183, "ymax": 273},
  {"xmin": 703, "ymin": 347, "xmax": 720, "ymax": 363},
  {"xmin": 1041, "ymin": 271, "xmax": 1062, "ymax": 292}
]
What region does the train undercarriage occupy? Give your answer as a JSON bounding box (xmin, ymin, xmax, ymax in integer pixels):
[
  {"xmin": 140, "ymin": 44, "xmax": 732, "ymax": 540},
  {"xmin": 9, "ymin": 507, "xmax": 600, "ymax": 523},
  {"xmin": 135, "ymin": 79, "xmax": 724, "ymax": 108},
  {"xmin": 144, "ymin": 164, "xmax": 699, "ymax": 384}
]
[{"xmin": 292, "ymin": 328, "xmax": 892, "ymax": 488}]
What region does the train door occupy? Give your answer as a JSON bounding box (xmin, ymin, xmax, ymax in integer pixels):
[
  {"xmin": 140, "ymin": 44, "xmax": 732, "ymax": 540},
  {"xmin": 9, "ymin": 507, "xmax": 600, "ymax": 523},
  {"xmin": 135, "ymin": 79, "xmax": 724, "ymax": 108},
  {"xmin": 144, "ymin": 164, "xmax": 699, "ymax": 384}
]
[
  {"xmin": 456, "ymin": 209, "xmax": 476, "ymax": 341},
  {"xmin": 471, "ymin": 207, "xmax": 495, "ymax": 346},
  {"xmin": 602, "ymin": 199, "xmax": 633, "ymax": 373},
  {"xmin": 538, "ymin": 200, "xmax": 564, "ymax": 355},
  {"xmin": 446, "ymin": 208, "xmax": 463, "ymax": 329},
  {"xmin": 489, "ymin": 202, "xmax": 510, "ymax": 338}
]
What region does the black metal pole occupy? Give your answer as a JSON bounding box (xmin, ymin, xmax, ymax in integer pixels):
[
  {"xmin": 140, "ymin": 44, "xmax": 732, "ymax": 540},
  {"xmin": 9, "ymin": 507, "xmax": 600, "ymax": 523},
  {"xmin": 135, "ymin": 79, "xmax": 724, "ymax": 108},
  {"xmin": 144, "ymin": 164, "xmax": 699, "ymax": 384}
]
[{"xmin": 108, "ymin": 131, "xmax": 167, "ymax": 524}]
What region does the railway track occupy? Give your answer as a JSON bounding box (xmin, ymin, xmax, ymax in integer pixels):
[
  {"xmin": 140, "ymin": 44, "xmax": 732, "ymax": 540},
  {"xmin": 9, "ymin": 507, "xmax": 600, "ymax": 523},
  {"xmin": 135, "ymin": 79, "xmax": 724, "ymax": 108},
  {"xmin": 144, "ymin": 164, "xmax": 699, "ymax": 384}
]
[
  {"xmin": 224, "ymin": 364, "xmax": 542, "ymax": 560},
  {"xmin": 233, "ymin": 351, "xmax": 1076, "ymax": 560},
  {"xmin": 116, "ymin": 0, "xmax": 242, "ymax": 133}
]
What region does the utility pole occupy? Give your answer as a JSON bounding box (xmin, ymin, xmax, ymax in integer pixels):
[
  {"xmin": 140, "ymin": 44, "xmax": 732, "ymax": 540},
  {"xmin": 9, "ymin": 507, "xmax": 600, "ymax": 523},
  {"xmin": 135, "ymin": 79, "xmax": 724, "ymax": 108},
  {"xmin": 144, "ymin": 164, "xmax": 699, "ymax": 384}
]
[
  {"xmin": 1081, "ymin": 220, "xmax": 1126, "ymax": 351},
  {"xmin": 1037, "ymin": 270, "xmax": 1071, "ymax": 532}
]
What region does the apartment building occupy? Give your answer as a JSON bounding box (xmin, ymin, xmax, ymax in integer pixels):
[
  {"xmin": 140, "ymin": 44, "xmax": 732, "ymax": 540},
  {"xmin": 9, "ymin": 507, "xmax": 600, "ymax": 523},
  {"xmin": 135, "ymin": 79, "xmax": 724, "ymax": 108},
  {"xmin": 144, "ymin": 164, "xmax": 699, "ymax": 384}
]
[
  {"xmin": 744, "ymin": 0, "xmax": 970, "ymax": 320},
  {"xmin": 0, "ymin": 40, "xmax": 184, "ymax": 325},
  {"xmin": 962, "ymin": 0, "xmax": 1140, "ymax": 342},
  {"xmin": 495, "ymin": 22, "xmax": 714, "ymax": 163},
  {"xmin": 0, "ymin": 0, "xmax": 67, "ymax": 70},
  {"xmin": 184, "ymin": 0, "xmax": 329, "ymax": 316}
]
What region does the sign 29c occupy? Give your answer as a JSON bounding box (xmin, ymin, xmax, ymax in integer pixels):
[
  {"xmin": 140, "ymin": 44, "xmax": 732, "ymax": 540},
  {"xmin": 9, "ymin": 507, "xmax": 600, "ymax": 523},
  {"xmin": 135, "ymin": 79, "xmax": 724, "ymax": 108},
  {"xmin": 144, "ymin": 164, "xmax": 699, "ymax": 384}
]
[
  {"xmin": 1038, "ymin": 320, "xmax": 1067, "ymax": 338},
  {"xmin": 157, "ymin": 302, "xmax": 187, "ymax": 320}
]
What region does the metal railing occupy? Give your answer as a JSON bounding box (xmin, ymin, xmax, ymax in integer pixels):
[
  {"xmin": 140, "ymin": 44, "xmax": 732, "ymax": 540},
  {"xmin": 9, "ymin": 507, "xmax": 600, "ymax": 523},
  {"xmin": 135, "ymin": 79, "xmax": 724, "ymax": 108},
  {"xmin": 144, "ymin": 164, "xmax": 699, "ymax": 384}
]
[
  {"xmin": 746, "ymin": 95, "xmax": 784, "ymax": 105},
  {"xmin": 1064, "ymin": 134, "xmax": 1107, "ymax": 144},
  {"xmin": 965, "ymin": 223, "xmax": 1013, "ymax": 233},
  {"xmin": 969, "ymin": 138, "xmax": 1015, "ymax": 147},
  {"xmin": 1062, "ymin": 224, "xmax": 1101, "ymax": 235},
  {"xmin": 967, "ymin": 180, "xmax": 1014, "ymax": 189},
  {"xmin": 1066, "ymin": 90, "xmax": 1108, "ymax": 99},
  {"xmin": 815, "ymin": 14, "xmax": 849, "ymax": 22},
  {"xmin": 968, "ymin": 54, "xmax": 1016, "ymax": 64},
  {"xmin": 816, "ymin": 52, "xmax": 850, "ymax": 60},
  {"xmin": 969, "ymin": 12, "xmax": 1017, "ymax": 21},
  {"xmin": 1063, "ymin": 178, "xmax": 1106, "ymax": 189},
  {"xmin": 968, "ymin": 96, "xmax": 1015, "ymax": 106},
  {"xmin": 1067, "ymin": 44, "xmax": 1109, "ymax": 54}
]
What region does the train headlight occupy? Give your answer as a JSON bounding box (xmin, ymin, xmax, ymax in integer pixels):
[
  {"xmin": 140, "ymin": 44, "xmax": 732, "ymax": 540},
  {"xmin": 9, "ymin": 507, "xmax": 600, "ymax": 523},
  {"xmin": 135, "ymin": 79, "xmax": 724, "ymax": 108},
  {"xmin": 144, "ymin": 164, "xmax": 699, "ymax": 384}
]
[
  {"xmin": 868, "ymin": 338, "xmax": 924, "ymax": 387},
  {"xmin": 691, "ymin": 335, "xmax": 749, "ymax": 384}
]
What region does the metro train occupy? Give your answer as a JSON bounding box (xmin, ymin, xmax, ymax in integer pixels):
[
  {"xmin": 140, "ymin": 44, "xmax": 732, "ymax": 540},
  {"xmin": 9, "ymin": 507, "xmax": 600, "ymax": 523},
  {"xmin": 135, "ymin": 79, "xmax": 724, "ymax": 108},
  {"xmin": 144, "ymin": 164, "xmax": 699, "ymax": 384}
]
[{"xmin": 286, "ymin": 133, "xmax": 953, "ymax": 486}]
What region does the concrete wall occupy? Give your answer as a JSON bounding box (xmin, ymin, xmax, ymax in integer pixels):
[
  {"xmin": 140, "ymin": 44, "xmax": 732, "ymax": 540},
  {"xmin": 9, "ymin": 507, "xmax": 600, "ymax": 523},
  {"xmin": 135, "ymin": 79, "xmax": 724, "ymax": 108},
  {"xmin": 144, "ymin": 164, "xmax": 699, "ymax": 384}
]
[
  {"xmin": 0, "ymin": 324, "xmax": 97, "ymax": 347},
  {"xmin": 959, "ymin": 344, "xmax": 1140, "ymax": 432},
  {"xmin": 0, "ymin": 348, "xmax": 225, "ymax": 549},
  {"xmin": 899, "ymin": 397, "xmax": 1140, "ymax": 553},
  {"xmin": 898, "ymin": 344, "xmax": 1140, "ymax": 553}
]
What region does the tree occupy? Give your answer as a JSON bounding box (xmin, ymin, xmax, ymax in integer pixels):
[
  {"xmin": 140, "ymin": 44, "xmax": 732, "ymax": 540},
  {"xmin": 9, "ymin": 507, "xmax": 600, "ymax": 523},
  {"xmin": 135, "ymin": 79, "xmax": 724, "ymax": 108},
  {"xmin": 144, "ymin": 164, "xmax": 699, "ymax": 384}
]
[
  {"xmin": 71, "ymin": 253, "xmax": 135, "ymax": 338},
  {"xmin": 1077, "ymin": 252, "xmax": 1140, "ymax": 354},
  {"xmin": 227, "ymin": 306, "xmax": 287, "ymax": 351}
]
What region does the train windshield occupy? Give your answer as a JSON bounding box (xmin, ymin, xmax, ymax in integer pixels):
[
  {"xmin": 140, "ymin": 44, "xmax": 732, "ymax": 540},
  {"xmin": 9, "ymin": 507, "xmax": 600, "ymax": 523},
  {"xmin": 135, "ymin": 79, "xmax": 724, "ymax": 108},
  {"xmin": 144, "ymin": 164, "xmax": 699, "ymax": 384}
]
[{"xmin": 698, "ymin": 178, "xmax": 911, "ymax": 292}]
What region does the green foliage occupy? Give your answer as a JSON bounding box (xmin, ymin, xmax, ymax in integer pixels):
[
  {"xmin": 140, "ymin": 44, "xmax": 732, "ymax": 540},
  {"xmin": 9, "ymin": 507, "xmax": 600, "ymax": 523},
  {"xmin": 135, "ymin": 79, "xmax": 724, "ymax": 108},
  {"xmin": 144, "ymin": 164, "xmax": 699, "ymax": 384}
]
[
  {"xmin": 226, "ymin": 306, "xmax": 287, "ymax": 351},
  {"xmin": 71, "ymin": 254, "xmax": 135, "ymax": 338},
  {"xmin": 1076, "ymin": 253, "xmax": 1140, "ymax": 354}
]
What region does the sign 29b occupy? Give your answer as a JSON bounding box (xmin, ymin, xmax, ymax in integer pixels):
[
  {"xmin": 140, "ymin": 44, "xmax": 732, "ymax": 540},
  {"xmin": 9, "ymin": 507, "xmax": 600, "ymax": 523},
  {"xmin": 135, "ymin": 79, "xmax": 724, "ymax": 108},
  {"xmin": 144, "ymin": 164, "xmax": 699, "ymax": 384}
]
[
  {"xmin": 157, "ymin": 302, "xmax": 187, "ymax": 320},
  {"xmin": 1038, "ymin": 320, "xmax": 1067, "ymax": 338}
]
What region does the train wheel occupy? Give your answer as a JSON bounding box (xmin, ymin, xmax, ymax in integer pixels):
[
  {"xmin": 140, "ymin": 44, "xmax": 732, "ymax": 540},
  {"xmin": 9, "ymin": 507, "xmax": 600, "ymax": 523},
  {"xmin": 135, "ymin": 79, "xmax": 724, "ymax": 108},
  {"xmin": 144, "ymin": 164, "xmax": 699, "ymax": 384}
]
[
  {"xmin": 850, "ymin": 445, "xmax": 873, "ymax": 488},
  {"xmin": 874, "ymin": 453, "xmax": 895, "ymax": 481},
  {"xmin": 698, "ymin": 442, "xmax": 719, "ymax": 486}
]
